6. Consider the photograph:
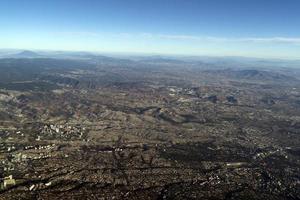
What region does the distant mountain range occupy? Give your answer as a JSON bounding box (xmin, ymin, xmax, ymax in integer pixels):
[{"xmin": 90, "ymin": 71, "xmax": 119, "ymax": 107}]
[
  {"xmin": 0, "ymin": 50, "xmax": 300, "ymax": 69},
  {"xmin": 216, "ymin": 69, "xmax": 298, "ymax": 83},
  {"xmin": 7, "ymin": 50, "xmax": 43, "ymax": 58}
]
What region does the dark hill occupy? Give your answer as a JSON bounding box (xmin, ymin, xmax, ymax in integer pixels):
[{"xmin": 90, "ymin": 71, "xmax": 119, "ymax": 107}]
[{"xmin": 10, "ymin": 50, "xmax": 42, "ymax": 58}]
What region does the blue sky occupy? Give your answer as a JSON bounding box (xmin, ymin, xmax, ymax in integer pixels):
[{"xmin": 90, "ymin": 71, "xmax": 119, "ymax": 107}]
[{"xmin": 0, "ymin": 0, "xmax": 300, "ymax": 58}]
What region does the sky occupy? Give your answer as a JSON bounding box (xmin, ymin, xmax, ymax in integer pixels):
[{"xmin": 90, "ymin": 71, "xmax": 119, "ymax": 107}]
[{"xmin": 0, "ymin": 0, "xmax": 300, "ymax": 59}]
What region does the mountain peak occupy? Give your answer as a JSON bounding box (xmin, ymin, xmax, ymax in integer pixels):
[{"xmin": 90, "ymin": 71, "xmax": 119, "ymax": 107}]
[{"xmin": 11, "ymin": 50, "xmax": 41, "ymax": 58}]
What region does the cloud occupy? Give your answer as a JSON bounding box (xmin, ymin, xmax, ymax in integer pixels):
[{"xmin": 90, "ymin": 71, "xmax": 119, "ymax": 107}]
[
  {"xmin": 139, "ymin": 33, "xmax": 300, "ymax": 44},
  {"xmin": 53, "ymin": 31, "xmax": 100, "ymax": 37},
  {"xmin": 237, "ymin": 37, "xmax": 300, "ymax": 44},
  {"xmin": 51, "ymin": 31, "xmax": 300, "ymax": 45}
]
